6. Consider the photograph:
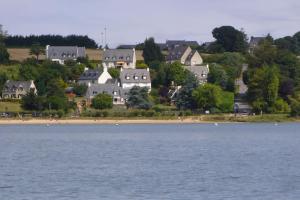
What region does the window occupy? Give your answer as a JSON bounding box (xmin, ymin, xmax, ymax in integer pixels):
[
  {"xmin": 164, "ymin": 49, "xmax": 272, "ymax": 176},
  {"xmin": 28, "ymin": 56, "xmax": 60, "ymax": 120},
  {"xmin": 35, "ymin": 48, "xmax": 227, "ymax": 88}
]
[
  {"xmin": 112, "ymin": 57, "xmax": 116, "ymax": 60},
  {"xmin": 126, "ymin": 56, "xmax": 130, "ymax": 60},
  {"xmin": 119, "ymin": 56, "xmax": 124, "ymax": 59},
  {"xmin": 142, "ymin": 76, "xmax": 147, "ymax": 80},
  {"xmin": 93, "ymin": 91, "xmax": 97, "ymax": 95},
  {"xmin": 134, "ymin": 76, "xmax": 138, "ymax": 80},
  {"xmin": 126, "ymin": 76, "xmax": 130, "ymax": 80},
  {"xmin": 113, "ymin": 91, "xmax": 117, "ymax": 95},
  {"xmin": 114, "ymin": 98, "xmax": 118, "ymax": 102}
]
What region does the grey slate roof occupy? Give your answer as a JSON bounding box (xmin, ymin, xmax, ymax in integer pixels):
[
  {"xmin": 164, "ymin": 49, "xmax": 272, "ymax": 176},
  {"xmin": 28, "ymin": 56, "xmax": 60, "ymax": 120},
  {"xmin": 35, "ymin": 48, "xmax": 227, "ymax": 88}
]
[
  {"xmin": 183, "ymin": 65, "xmax": 209, "ymax": 82},
  {"xmin": 120, "ymin": 69, "xmax": 151, "ymax": 84},
  {"xmin": 103, "ymin": 49, "xmax": 134, "ymax": 62},
  {"xmin": 117, "ymin": 45, "xmax": 136, "ymax": 49},
  {"xmin": 166, "ymin": 40, "xmax": 199, "ymax": 49},
  {"xmin": 249, "ymin": 37, "xmax": 266, "ymax": 47},
  {"xmin": 3, "ymin": 80, "xmax": 34, "ymax": 92},
  {"xmin": 46, "ymin": 46, "xmax": 86, "ymax": 60},
  {"xmin": 78, "ymin": 69, "xmax": 102, "ymax": 81},
  {"xmin": 166, "ymin": 46, "xmax": 189, "ymax": 61},
  {"xmin": 86, "ymin": 83, "xmax": 129, "ymax": 99}
]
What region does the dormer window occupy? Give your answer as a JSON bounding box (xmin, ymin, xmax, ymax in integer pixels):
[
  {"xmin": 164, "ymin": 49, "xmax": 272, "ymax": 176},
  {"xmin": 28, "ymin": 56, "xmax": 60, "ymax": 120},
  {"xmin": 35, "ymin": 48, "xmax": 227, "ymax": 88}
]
[
  {"xmin": 93, "ymin": 91, "xmax": 97, "ymax": 95},
  {"xmin": 112, "ymin": 57, "xmax": 116, "ymax": 60},
  {"xmin": 113, "ymin": 91, "xmax": 117, "ymax": 95},
  {"xmin": 126, "ymin": 56, "xmax": 130, "ymax": 60},
  {"xmin": 119, "ymin": 56, "xmax": 124, "ymax": 59},
  {"xmin": 105, "ymin": 57, "xmax": 109, "ymax": 60},
  {"xmin": 134, "ymin": 76, "xmax": 138, "ymax": 80},
  {"xmin": 72, "ymin": 53, "xmax": 75, "ymax": 57},
  {"xmin": 142, "ymin": 75, "xmax": 147, "ymax": 80},
  {"xmin": 125, "ymin": 76, "xmax": 130, "ymax": 80}
]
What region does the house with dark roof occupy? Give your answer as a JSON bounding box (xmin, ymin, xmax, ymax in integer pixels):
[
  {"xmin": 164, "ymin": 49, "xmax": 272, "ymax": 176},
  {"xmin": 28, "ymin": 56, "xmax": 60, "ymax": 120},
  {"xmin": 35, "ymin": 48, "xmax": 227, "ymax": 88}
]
[
  {"xmin": 120, "ymin": 68, "xmax": 151, "ymax": 91},
  {"xmin": 102, "ymin": 48, "xmax": 136, "ymax": 69},
  {"xmin": 166, "ymin": 46, "xmax": 203, "ymax": 66},
  {"xmin": 85, "ymin": 81, "xmax": 129, "ymax": 105},
  {"xmin": 183, "ymin": 64, "xmax": 209, "ymax": 84},
  {"xmin": 249, "ymin": 37, "xmax": 266, "ymax": 53},
  {"xmin": 78, "ymin": 66, "xmax": 112, "ymax": 85},
  {"xmin": 46, "ymin": 45, "xmax": 86, "ymax": 64},
  {"xmin": 166, "ymin": 40, "xmax": 199, "ymax": 49},
  {"xmin": 117, "ymin": 45, "xmax": 136, "ymax": 49},
  {"xmin": 2, "ymin": 80, "xmax": 37, "ymax": 99}
]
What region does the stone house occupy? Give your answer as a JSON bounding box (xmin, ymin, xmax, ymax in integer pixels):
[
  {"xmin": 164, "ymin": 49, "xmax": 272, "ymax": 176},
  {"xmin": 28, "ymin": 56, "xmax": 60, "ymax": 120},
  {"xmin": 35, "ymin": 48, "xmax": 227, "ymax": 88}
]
[
  {"xmin": 183, "ymin": 64, "xmax": 209, "ymax": 84},
  {"xmin": 166, "ymin": 46, "xmax": 203, "ymax": 66},
  {"xmin": 102, "ymin": 48, "xmax": 136, "ymax": 69},
  {"xmin": 85, "ymin": 80, "xmax": 129, "ymax": 105},
  {"xmin": 2, "ymin": 80, "xmax": 37, "ymax": 99},
  {"xmin": 46, "ymin": 45, "xmax": 86, "ymax": 64}
]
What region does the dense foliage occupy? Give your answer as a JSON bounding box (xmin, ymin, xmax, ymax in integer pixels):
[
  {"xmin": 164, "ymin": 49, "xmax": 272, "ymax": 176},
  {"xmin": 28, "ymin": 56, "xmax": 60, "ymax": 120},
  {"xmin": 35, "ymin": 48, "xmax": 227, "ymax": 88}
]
[
  {"xmin": 142, "ymin": 37, "xmax": 164, "ymax": 65},
  {"xmin": 210, "ymin": 26, "xmax": 248, "ymax": 53},
  {"xmin": 91, "ymin": 93, "xmax": 113, "ymax": 110},
  {"xmin": 4, "ymin": 35, "xmax": 98, "ymax": 48},
  {"xmin": 0, "ymin": 25, "xmax": 9, "ymax": 64},
  {"xmin": 127, "ymin": 86, "xmax": 152, "ymax": 110}
]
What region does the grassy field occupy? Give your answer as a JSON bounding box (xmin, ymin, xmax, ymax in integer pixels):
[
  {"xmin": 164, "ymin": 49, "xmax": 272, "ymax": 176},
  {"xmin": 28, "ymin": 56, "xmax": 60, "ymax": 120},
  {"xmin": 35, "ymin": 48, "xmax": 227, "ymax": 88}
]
[
  {"xmin": 7, "ymin": 48, "xmax": 144, "ymax": 61},
  {"xmin": 0, "ymin": 101, "xmax": 23, "ymax": 112}
]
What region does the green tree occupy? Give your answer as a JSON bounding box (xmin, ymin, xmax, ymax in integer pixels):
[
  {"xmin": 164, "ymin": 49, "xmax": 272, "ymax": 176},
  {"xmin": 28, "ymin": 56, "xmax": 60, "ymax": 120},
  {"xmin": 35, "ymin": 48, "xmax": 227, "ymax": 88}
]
[
  {"xmin": 108, "ymin": 68, "xmax": 120, "ymax": 79},
  {"xmin": 192, "ymin": 83, "xmax": 222, "ymax": 111},
  {"xmin": 91, "ymin": 93, "xmax": 113, "ymax": 110},
  {"xmin": 207, "ymin": 63, "xmax": 228, "ymax": 90},
  {"xmin": 212, "ymin": 26, "xmax": 248, "ymax": 53},
  {"xmin": 29, "ymin": 42, "xmax": 45, "ymax": 61},
  {"xmin": 248, "ymin": 39, "xmax": 277, "ymax": 68},
  {"xmin": 166, "ymin": 62, "xmax": 187, "ymax": 86},
  {"xmin": 142, "ymin": 37, "xmax": 164, "ymax": 65},
  {"xmin": 73, "ymin": 84, "xmax": 88, "ymax": 96},
  {"xmin": 21, "ymin": 91, "xmax": 46, "ymax": 111},
  {"xmin": 247, "ymin": 65, "xmax": 280, "ymax": 112},
  {"xmin": 0, "ymin": 25, "xmax": 9, "ymax": 64},
  {"xmin": 175, "ymin": 72, "xmax": 199, "ymax": 110},
  {"xmin": 127, "ymin": 86, "xmax": 152, "ymax": 109}
]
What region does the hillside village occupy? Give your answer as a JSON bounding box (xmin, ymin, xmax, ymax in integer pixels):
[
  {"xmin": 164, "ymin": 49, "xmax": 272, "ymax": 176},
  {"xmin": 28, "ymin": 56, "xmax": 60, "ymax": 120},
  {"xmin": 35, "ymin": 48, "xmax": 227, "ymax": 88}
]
[{"xmin": 1, "ymin": 25, "xmax": 300, "ymax": 118}]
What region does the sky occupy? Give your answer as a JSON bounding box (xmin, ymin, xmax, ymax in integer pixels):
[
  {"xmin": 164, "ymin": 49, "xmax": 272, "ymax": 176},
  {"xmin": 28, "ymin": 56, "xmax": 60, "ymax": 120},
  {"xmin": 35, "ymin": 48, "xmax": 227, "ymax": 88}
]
[{"xmin": 1, "ymin": 0, "xmax": 300, "ymax": 47}]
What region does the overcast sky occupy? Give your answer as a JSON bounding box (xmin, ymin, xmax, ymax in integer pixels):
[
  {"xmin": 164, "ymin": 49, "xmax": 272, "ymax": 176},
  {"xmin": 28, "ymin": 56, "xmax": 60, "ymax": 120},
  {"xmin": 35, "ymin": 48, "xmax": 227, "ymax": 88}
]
[{"xmin": 1, "ymin": 0, "xmax": 300, "ymax": 47}]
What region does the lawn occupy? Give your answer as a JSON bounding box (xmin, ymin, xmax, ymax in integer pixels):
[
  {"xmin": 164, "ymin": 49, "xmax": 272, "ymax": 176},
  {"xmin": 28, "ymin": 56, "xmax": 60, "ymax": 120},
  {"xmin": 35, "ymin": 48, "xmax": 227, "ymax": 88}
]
[{"xmin": 0, "ymin": 101, "xmax": 23, "ymax": 112}]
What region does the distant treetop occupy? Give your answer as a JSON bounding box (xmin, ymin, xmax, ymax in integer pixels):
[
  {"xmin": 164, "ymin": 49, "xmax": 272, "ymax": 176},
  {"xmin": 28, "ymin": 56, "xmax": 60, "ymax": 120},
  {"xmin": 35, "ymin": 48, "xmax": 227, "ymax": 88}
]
[{"xmin": 4, "ymin": 34, "xmax": 98, "ymax": 48}]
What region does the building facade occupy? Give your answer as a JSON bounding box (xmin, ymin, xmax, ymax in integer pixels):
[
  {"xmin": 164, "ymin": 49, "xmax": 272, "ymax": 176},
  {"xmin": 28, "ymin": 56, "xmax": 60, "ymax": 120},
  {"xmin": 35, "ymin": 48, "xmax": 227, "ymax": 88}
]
[
  {"xmin": 2, "ymin": 80, "xmax": 37, "ymax": 99},
  {"xmin": 46, "ymin": 45, "xmax": 86, "ymax": 64}
]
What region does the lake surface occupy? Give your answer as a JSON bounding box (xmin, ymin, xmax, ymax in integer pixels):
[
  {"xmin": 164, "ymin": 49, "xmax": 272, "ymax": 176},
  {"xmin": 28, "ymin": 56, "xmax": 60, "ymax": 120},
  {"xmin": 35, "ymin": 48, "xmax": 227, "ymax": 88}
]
[{"xmin": 0, "ymin": 123, "xmax": 300, "ymax": 200}]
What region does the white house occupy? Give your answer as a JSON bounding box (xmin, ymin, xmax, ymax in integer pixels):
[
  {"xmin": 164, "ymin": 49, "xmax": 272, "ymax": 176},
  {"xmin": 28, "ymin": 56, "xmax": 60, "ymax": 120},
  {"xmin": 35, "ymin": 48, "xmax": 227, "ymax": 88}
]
[
  {"xmin": 102, "ymin": 48, "xmax": 136, "ymax": 69},
  {"xmin": 119, "ymin": 68, "xmax": 151, "ymax": 91},
  {"xmin": 78, "ymin": 65, "xmax": 112, "ymax": 85}
]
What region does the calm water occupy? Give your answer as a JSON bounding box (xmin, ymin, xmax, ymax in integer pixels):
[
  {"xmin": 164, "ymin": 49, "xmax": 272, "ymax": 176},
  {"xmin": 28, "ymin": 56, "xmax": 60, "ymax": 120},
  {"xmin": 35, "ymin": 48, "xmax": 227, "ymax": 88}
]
[{"xmin": 0, "ymin": 123, "xmax": 300, "ymax": 200}]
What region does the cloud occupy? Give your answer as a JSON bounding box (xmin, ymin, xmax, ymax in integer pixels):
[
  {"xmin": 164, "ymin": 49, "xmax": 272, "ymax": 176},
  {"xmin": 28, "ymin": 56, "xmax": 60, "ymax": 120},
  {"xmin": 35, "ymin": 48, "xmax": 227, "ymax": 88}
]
[{"xmin": 1, "ymin": 0, "xmax": 300, "ymax": 47}]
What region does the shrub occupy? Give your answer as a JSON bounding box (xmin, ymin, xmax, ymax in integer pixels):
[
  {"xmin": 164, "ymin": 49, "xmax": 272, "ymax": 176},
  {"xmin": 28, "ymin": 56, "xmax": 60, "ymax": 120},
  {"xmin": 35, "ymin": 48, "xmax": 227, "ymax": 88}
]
[{"xmin": 91, "ymin": 93, "xmax": 113, "ymax": 110}]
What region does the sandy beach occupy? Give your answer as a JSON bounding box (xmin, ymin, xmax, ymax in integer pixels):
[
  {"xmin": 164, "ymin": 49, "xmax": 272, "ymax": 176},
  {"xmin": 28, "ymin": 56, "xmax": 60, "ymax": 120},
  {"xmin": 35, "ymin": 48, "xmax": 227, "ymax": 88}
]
[{"xmin": 0, "ymin": 118, "xmax": 213, "ymax": 125}]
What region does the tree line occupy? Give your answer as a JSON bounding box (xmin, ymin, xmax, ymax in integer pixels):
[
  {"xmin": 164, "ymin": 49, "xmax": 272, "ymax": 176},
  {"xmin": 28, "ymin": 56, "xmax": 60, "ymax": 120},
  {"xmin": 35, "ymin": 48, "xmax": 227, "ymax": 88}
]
[{"xmin": 4, "ymin": 34, "xmax": 98, "ymax": 48}]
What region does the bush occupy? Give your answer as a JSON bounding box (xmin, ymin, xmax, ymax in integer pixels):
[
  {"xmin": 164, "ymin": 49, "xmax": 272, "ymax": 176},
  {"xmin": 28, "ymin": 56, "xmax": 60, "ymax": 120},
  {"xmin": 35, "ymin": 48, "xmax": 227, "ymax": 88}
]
[
  {"xmin": 290, "ymin": 99, "xmax": 300, "ymax": 117},
  {"xmin": 91, "ymin": 93, "xmax": 113, "ymax": 110},
  {"xmin": 108, "ymin": 68, "xmax": 120, "ymax": 79}
]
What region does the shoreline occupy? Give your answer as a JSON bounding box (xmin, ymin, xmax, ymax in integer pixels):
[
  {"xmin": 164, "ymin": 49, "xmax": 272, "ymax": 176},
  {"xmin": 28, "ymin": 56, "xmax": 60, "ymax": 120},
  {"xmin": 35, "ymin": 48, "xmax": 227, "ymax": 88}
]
[
  {"xmin": 0, "ymin": 119, "xmax": 216, "ymax": 125},
  {"xmin": 0, "ymin": 116, "xmax": 299, "ymax": 125}
]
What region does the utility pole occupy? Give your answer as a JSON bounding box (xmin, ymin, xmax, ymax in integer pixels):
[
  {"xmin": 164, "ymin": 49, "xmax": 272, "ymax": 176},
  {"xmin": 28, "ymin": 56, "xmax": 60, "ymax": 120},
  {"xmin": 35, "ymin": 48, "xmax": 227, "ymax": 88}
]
[
  {"xmin": 101, "ymin": 32, "xmax": 104, "ymax": 49},
  {"xmin": 104, "ymin": 26, "xmax": 107, "ymax": 47}
]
